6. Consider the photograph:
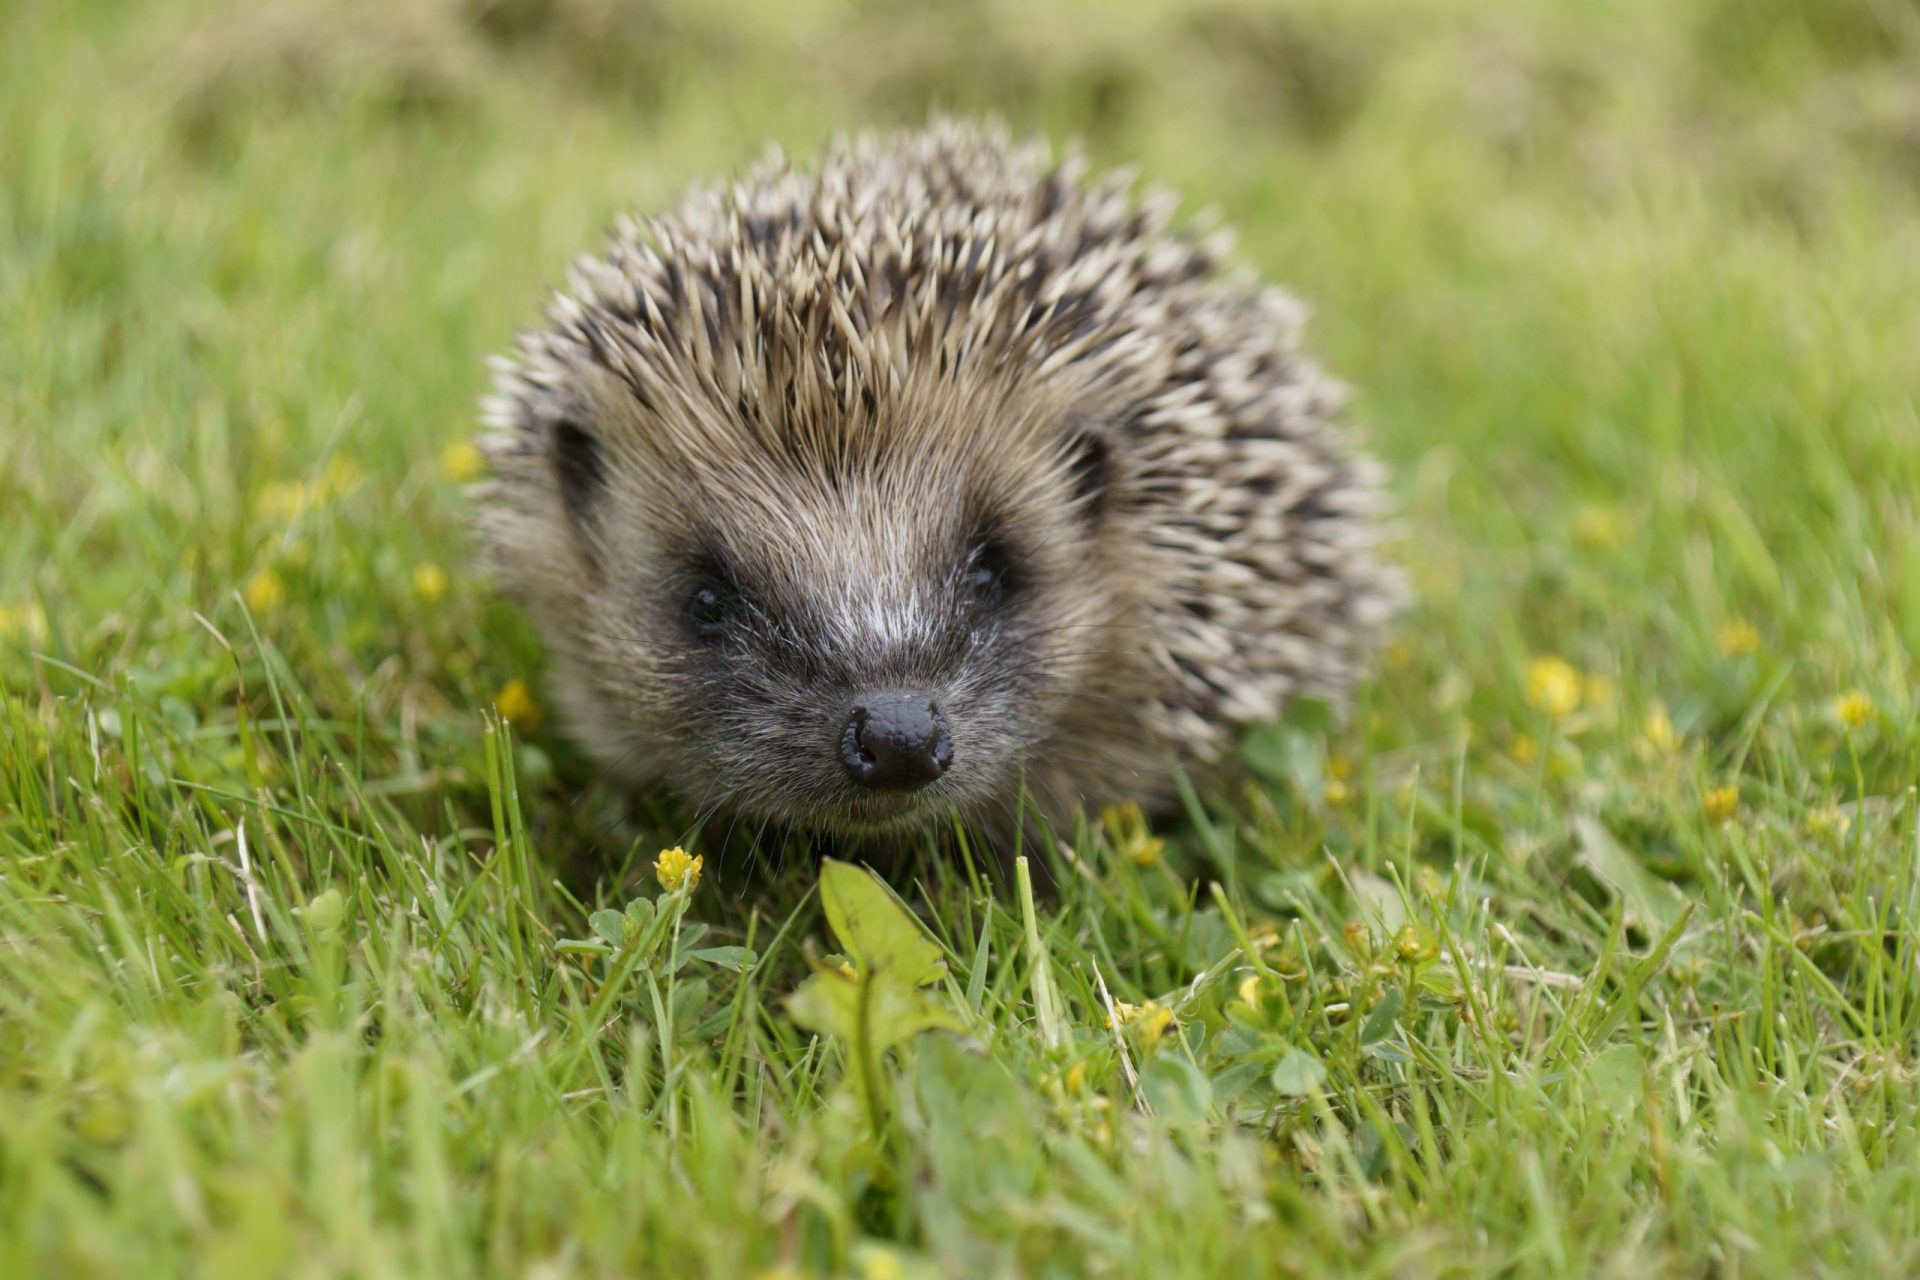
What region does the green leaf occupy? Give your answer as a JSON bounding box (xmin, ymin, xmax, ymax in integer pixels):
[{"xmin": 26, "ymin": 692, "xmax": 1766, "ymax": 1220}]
[
  {"xmin": 1360, "ymin": 987, "xmax": 1403, "ymax": 1046},
  {"xmin": 1584, "ymin": 1043, "xmax": 1644, "ymax": 1119},
  {"xmin": 785, "ymin": 964, "xmax": 962, "ymax": 1053},
  {"xmin": 301, "ymin": 888, "xmax": 344, "ymax": 937},
  {"xmin": 819, "ymin": 859, "xmax": 946, "ymax": 986},
  {"xmin": 669, "ymin": 978, "xmax": 710, "ymax": 1039},
  {"xmin": 689, "ymin": 945, "xmax": 756, "ymax": 971},
  {"xmin": 669, "ymin": 923, "xmax": 711, "ymax": 969},
  {"xmin": 623, "ymin": 895, "xmax": 656, "ymax": 937},
  {"xmin": 784, "ymin": 966, "xmax": 859, "ymax": 1042},
  {"xmin": 1140, "ymin": 1055, "xmax": 1213, "ymax": 1127},
  {"xmin": 1574, "ymin": 816, "xmax": 1683, "ymax": 934},
  {"xmin": 1240, "ymin": 723, "xmax": 1321, "ymax": 794},
  {"xmin": 1271, "ymin": 1048, "xmax": 1328, "ymax": 1097},
  {"xmin": 590, "ymin": 909, "xmax": 627, "ymax": 948},
  {"xmin": 1283, "ymin": 696, "xmax": 1336, "ymax": 735}
]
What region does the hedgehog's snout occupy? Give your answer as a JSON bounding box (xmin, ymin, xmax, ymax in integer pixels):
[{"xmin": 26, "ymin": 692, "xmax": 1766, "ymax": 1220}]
[{"xmin": 839, "ymin": 692, "xmax": 953, "ymax": 790}]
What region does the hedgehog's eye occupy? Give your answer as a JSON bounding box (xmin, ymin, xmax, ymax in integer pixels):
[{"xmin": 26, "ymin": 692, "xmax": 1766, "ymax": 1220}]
[
  {"xmin": 961, "ymin": 539, "xmax": 1014, "ymax": 612},
  {"xmin": 684, "ymin": 579, "xmax": 740, "ymax": 640}
]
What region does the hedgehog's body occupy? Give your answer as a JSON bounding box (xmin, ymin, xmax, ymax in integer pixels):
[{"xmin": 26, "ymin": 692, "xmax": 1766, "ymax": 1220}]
[{"xmin": 477, "ymin": 122, "xmax": 1398, "ymax": 839}]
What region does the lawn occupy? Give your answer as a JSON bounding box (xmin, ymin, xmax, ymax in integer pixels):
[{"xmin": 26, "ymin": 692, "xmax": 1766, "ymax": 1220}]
[{"xmin": 5, "ymin": 0, "xmax": 1920, "ymax": 1275}]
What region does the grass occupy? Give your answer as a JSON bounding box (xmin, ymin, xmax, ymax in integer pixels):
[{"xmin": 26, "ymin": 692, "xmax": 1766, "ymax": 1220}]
[{"xmin": 5, "ymin": 0, "xmax": 1920, "ymax": 1274}]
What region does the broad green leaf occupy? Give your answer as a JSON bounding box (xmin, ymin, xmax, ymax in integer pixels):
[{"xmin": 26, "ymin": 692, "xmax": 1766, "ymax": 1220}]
[
  {"xmin": 785, "ymin": 964, "xmax": 962, "ymax": 1053},
  {"xmin": 302, "ymin": 888, "xmax": 344, "ymax": 937},
  {"xmin": 669, "ymin": 978, "xmax": 709, "ymax": 1039},
  {"xmin": 1348, "ymin": 870, "xmax": 1411, "ymax": 934},
  {"xmin": 1575, "ymin": 816, "xmax": 1683, "ymax": 933},
  {"xmin": 1584, "ymin": 1043, "xmax": 1644, "ymax": 1119},
  {"xmin": 1271, "ymin": 1048, "xmax": 1328, "ymax": 1097},
  {"xmin": 689, "ymin": 945, "xmax": 756, "ymax": 971},
  {"xmin": 1361, "ymin": 987, "xmax": 1403, "ymax": 1046},
  {"xmin": 669, "ymin": 923, "xmax": 711, "ymax": 968},
  {"xmin": 590, "ymin": 909, "xmax": 627, "ymax": 947},
  {"xmin": 1140, "ymin": 1055, "xmax": 1213, "ymax": 1127},
  {"xmin": 819, "ymin": 859, "xmax": 946, "ymax": 986}
]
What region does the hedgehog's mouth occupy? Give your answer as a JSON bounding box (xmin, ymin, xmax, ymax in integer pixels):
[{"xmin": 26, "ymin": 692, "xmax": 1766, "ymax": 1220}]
[{"xmin": 824, "ymin": 788, "xmax": 956, "ymax": 835}]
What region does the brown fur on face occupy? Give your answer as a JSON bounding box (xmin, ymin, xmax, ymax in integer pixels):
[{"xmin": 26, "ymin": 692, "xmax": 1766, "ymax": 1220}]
[{"xmin": 475, "ymin": 120, "xmax": 1401, "ymax": 837}]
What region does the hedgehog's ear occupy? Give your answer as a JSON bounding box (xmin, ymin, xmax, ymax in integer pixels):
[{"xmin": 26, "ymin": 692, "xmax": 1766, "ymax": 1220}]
[
  {"xmin": 549, "ymin": 419, "xmax": 606, "ymax": 527},
  {"xmin": 1061, "ymin": 422, "xmax": 1112, "ymax": 519}
]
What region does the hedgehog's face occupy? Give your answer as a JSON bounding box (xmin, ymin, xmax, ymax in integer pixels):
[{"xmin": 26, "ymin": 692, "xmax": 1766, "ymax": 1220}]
[{"xmin": 500, "ymin": 388, "xmax": 1123, "ymax": 837}]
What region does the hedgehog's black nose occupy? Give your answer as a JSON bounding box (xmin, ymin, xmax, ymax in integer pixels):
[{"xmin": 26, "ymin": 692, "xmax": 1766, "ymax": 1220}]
[{"xmin": 840, "ymin": 693, "xmax": 952, "ymax": 789}]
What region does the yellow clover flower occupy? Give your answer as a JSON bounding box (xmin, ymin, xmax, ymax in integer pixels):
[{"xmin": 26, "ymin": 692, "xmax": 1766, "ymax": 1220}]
[
  {"xmin": 1717, "ymin": 619, "xmax": 1760, "ymax": 658},
  {"xmin": 441, "ymin": 441, "xmax": 487, "ymax": 482},
  {"xmin": 494, "ymin": 678, "xmax": 542, "ymax": 732},
  {"xmin": 1524, "ymin": 655, "xmax": 1582, "ymax": 720},
  {"xmin": 1831, "ymin": 690, "xmax": 1873, "ymax": 731},
  {"xmin": 1108, "ymin": 999, "xmax": 1175, "ymax": 1049},
  {"xmin": 244, "ymin": 570, "xmax": 286, "ymax": 613},
  {"xmin": 0, "ymin": 603, "xmax": 48, "ymax": 644},
  {"xmin": 1571, "ymin": 503, "xmax": 1628, "ymax": 551},
  {"xmin": 654, "ymin": 846, "xmax": 703, "ymax": 894},
  {"xmin": 1099, "ymin": 801, "xmax": 1164, "ymax": 868},
  {"xmin": 414, "ymin": 564, "xmax": 449, "ymax": 601},
  {"xmin": 1642, "ymin": 704, "xmax": 1678, "ymax": 754}
]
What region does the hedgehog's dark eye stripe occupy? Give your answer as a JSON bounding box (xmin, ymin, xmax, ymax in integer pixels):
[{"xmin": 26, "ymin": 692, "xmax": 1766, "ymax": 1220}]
[{"xmin": 551, "ymin": 419, "xmax": 605, "ymax": 526}]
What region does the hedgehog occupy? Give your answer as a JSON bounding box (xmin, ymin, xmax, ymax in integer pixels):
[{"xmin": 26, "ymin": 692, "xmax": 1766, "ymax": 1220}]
[{"xmin": 475, "ymin": 120, "xmax": 1400, "ymax": 842}]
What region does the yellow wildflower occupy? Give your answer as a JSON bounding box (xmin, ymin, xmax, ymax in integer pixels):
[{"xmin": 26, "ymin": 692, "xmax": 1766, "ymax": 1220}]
[
  {"xmin": 244, "ymin": 570, "xmax": 286, "ymax": 613},
  {"xmin": 255, "ymin": 480, "xmax": 311, "ymax": 521},
  {"xmin": 1237, "ymin": 973, "xmax": 1263, "ymax": 1008},
  {"xmin": 1571, "ymin": 503, "xmax": 1628, "ymax": 551},
  {"xmin": 1099, "ymin": 801, "xmax": 1164, "ymax": 868},
  {"xmin": 1110, "ymin": 999, "xmax": 1173, "ymax": 1050},
  {"xmin": 1717, "ymin": 619, "xmax": 1760, "ymax": 658},
  {"xmin": 494, "ymin": 678, "xmax": 542, "ymax": 731},
  {"xmin": 1642, "ymin": 704, "xmax": 1678, "ymax": 754},
  {"xmin": 1064, "ymin": 1060, "xmax": 1087, "ymax": 1092},
  {"xmin": 440, "ymin": 441, "xmax": 487, "ymax": 482},
  {"xmin": 654, "ymin": 845, "xmax": 703, "ymax": 894},
  {"xmin": 318, "ymin": 456, "xmax": 361, "ymax": 499},
  {"xmin": 855, "ymin": 1247, "xmax": 905, "ymax": 1280},
  {"xmin": 1508, "ymin": 733, "xmax": 1539, "ymax": 766},
  {"xmin": 1524, "ymin": 655, "xmax": 1582, "ymax": 719},
  {"xmin": 1806, "ymin": 806, "xmax": 1853, "ymax": 839},
  {"xmin": 1831, "ymin": 690, "xmax": 1874, "ymax": 731},
  {"xmin": 1393, "ymin": 924, "xmax": 1435, "ymax": 964},
  {"xmin": 1324, "ymin": 778, "xmax": 1350, "ymax": 806},
  {"xmin": 414, "ymin": 564, "xmax": 449, "ymax": 601},
  {"xmin": 1702, "ymin": 785, "xmax": 1739, "ymax": 825},
  {"xmin": 255, "ymin": 457, "xmax": 361, "ymax": 522},
  {"xmin": 0, "ymin": 603, "xmax": 48, "ymax": 644}
]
